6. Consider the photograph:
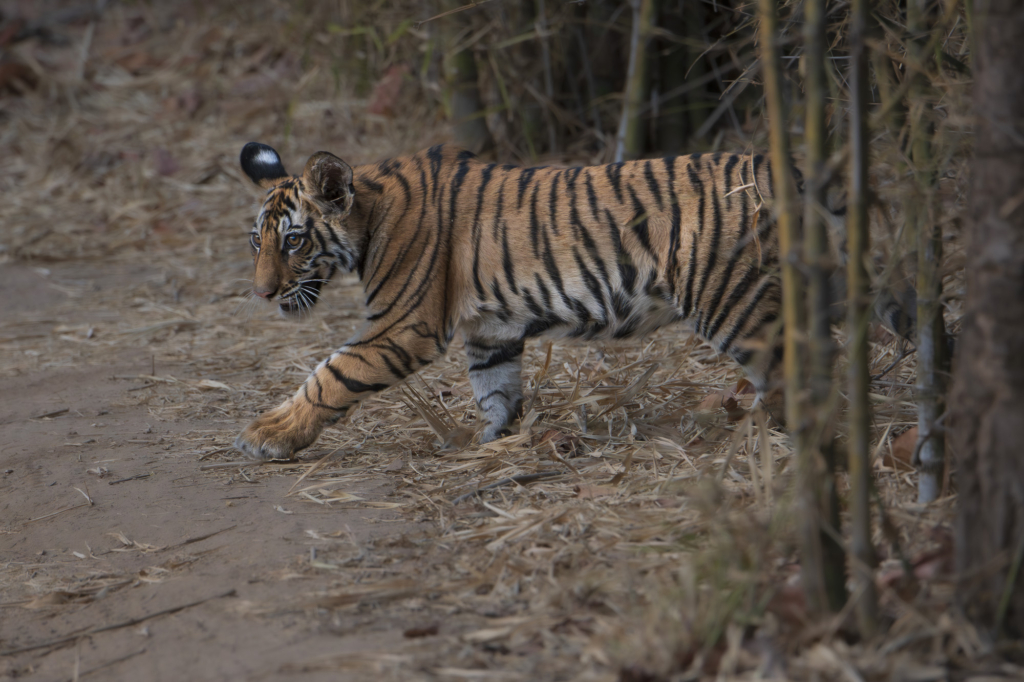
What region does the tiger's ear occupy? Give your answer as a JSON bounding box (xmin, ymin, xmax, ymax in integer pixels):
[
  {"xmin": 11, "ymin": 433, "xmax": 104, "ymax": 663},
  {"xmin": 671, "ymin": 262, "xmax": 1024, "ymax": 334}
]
[
  {"xmin": 240, "ymin": 142, "xmax": 289, "ymax": 190},
  {"xmin": 302, "ymin": 151, "xmax": 354, "ymax": 214}
]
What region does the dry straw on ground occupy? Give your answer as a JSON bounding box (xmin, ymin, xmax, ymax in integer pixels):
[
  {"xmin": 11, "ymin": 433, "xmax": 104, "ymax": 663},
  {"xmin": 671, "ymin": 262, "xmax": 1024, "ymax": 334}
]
[{"xmin": 0, "ymin": 1, "xmax": 991, "ymax": 680}]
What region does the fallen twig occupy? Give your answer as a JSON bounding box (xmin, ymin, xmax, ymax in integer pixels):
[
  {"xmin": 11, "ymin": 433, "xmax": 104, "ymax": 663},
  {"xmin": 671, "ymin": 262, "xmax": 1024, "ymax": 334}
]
[
  {"xmin": 0, "ymin": 589, "xmax": 236, "ymax": 656},
  {"xmin": 108, "ymin": 473, "xmax": 150, "ymax": 485},
  {"xmin": 157, "ymin": 525, "xmax": 237, "ymax": 552},
  {"xmin": 25, "ymin": 503, "xmax": 90, "ymax": 524},
  {"xmin": 452, "ymin": 471, "xmax": 564, "ymax": 505},
  {"xmin": 30, "ymin": 408, "xmax": 68, "ymax": 420},
  {"xmin": 197, "ymin": 446, "xmax": 232, "ymax": 461}
]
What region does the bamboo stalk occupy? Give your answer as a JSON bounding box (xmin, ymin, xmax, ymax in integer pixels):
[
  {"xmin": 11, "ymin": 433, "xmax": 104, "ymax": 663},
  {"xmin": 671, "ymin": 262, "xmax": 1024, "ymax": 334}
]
[
  {"xmin": 908, "ymin": 0, "xmax": 949, "ymax": 504},
  {"xmin": 847, "ymin": 0, "xmax": 880, "ymax": 639},
  {"xmin": 615, "ymin": 0, "xmax": 655, "ymax": 162},
  {"xmin": 441, "ymin": 0, "xmax": 491, "ymax": 153},
  {"xmin": 755, "ymin": 0, "xmax": 800, "ymax": 442},
  {"xmin": 802, "ymin": 0, "xmax": 846, "ymax": 614},
  {"xmin": 535, "ymin": 0, "xmax": 558, "ymax": 154}
]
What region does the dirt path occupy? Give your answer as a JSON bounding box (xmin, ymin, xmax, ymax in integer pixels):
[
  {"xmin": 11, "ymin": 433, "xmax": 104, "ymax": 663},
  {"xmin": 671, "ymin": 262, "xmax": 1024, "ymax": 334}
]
[{"xmin": 0, "ymin": 261, "xmax": 429, "ymax": 682}]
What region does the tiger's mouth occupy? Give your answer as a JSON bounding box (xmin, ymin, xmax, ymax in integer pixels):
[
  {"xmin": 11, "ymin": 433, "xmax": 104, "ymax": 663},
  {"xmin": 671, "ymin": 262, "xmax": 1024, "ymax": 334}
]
[{"xmin": 277, "ymin": 280, "xmax": 324, "ymax": 316}]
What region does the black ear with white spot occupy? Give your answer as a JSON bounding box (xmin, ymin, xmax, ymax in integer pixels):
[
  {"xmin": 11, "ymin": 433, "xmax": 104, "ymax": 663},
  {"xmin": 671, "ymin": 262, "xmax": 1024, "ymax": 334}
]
[
  {"xmin": 302, "ymin": 151, "xmax": 354, "ymax": 214},
  {"xmin": 240, "ymin": 142, "xmax": 289, "ymax": 190}
]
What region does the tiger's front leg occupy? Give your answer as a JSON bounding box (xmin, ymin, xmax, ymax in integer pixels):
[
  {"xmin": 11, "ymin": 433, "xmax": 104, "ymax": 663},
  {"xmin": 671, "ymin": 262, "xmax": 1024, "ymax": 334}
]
[
  {"xmin": 466, "ymin": 338, "xmax": 525, "ymax": 443},
  {"xmin": 235, "ymin": 329, "xmax": 445, "ymax": 460}
]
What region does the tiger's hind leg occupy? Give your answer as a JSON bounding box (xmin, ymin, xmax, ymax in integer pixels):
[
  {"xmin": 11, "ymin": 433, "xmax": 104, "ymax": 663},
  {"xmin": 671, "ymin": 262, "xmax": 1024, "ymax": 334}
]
[{"xmin": 465, "ymin": 337, "xmax": 525, "ymax": 444}]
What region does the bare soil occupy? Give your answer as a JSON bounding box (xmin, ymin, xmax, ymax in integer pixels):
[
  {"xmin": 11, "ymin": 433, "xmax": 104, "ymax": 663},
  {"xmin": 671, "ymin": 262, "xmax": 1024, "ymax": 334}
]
[{"xmin": 0, "ymin": 261, "xmax": 429, "ymax": 682}]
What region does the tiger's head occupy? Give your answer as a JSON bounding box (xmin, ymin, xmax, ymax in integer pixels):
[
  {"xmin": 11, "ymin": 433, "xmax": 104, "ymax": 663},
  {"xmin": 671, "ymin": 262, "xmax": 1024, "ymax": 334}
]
[{"xmin": 240, "ymin": 142, "xmax": 360, "ymax": 317}]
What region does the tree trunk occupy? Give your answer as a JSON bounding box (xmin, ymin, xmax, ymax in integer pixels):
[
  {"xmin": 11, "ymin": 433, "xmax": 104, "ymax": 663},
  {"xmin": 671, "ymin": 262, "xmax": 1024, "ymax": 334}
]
[{"xmin": 952, "ymin": 0, "xmax": 1024, "ymax": 639}]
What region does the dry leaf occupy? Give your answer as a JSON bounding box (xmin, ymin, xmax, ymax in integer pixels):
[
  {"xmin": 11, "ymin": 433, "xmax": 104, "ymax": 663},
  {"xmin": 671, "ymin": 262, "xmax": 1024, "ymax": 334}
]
[
  {"xmin": 574, "ymin": 484, "xmax": 617, "ymax": 499},
  {"xmin": 403, "ymin": 623, "xmax": 439, "ymax": 638},
  {"xmin": 697, "ymin": 388, "xmax": 747, "ymax": 422}
]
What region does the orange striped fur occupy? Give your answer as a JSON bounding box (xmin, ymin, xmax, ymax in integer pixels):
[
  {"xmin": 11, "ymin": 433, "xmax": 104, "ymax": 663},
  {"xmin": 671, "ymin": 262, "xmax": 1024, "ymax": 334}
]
[{"xmin": 235, "ymin": 143, "xmax": 794, "ymax": 459}]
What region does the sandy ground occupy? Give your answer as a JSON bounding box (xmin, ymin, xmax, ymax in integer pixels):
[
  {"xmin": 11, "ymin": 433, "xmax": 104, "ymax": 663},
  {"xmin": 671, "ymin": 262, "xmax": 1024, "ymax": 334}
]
[{"xmin": 0, "ymin": 260, "xmax": 435, "ymax": 682}]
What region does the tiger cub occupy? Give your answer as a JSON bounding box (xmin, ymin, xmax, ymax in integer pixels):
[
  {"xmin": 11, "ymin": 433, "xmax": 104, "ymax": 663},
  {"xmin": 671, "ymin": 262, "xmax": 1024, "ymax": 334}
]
[{"xmin": 234, "ymin": 142, "xmax": 799, "ymax": 460}]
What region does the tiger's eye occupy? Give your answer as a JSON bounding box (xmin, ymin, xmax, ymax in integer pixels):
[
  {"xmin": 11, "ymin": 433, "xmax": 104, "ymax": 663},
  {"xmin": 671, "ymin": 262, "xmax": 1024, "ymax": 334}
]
[
  {"xmin": 250, "ymin": 233, "xmax": 261, "ymax": 249},
  {"xmin": 286, "ymin": 234, "xmax": 303, "ymax": 249}
]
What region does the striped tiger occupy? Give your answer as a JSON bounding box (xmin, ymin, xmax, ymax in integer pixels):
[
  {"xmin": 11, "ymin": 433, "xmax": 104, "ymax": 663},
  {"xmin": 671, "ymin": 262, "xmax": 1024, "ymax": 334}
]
[{"xmin": 233, "ymin": 142, "xmax": 878, "ymax": 460}]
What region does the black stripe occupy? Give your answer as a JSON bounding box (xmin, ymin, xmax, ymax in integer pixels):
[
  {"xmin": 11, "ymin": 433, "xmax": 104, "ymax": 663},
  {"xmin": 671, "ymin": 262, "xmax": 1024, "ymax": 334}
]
[
  {"xmin": 664, "ymin": 157, "xmax": 681, "ymax": 297},
  {"xmin": 470, "ymin": 164, "xmax": 496, "ymax": 298},
  {"xmin": 604, "ymin": 208, "xmax": 637, "ymax": 294},
  {"xmin": 534, "ymin": 273, "xmax": 553, "ymax": 309},
  {"xmin": 427, "ymin": 145, "xmax": 444, "ymax": 198},
  {"xmin": 522, "ymin": 287, "xmax": 544, "ymax": 317},
  {"xmin": 492, "ymin": 174, "xmax": 509, "ymax": 240},
  {"xmin": 627, "ymin": 185, "xmax": 657, "ymax": 263},
  {"xmin": 490, "ymin": 279, "xmax": 511, "ymax": 322},
  {"xmin": 723, "ymin": 154, "xmax": 739, "ymax": 210},
  {"xmin": 611, "ymin": 292, "xmax": 632, "ymax": 320},
  {"xmin": 693, "ymin": 174, "xmax": 723, "ymax": 328},
  {"xmin": 529, "ymin": 182, "xmax": 542, "ymax": 258},
  {"xmin": 567, "ymin": 170, "xmax": 611, "ymax": 302},
  {"xmin": 700, "ymin": 187, "xmax": 744, "ymax": 338},
  {"xmin": 359, "ymin": 177, "xmax": 384, "ymax": 193},
  {"xmin": 518, "ymin": 166, "xmax": 539, "ymax": 208},
  {"xmin": 604, "ymin": 162, "xmax": 625, "ymax": 204},
  {"xmin": 468, "ymin": 342, "xmax": 523, "ymax": 371},
  {"xmin": 501, "ymin": 225, "xmax": 518, "ymax": 295},
  {"xmin": 720, "ymin": 279, "xmax": 778, "ymax": 353},
  {"xmin": 478, "ymin": 389, "xmax": 511, "ymax": 406},
  {"xmin": 326, "ymin": 364, "xmax": 390, "ymax": 394},
  {"xmin": 682, "ymin": 158, "xmax": 705, "ymax": 317},
  {"xmin": 752, "ymin": 154, "xmax": 765, "ymax": 195},
  {"xmin": 584, "ymin": 170, "xmax": 601, "ymax": 220},
  {"xmin": 644, "ymin": 160, "xmax": 663, "ymax": 211},
  {"xmin": 573, "ymin": 247, "xmax": 607, "ymax": 323},
  {"xmin": 706, "ymin": 180, "xmax": 753, "ymax": 339},
  {"xmin": 548, "ymin": 171, "xmax": 561, "ymax": 235},
  {"xmin": 540, "ymin": 228, "xmax": 581, "ymax": 317},
  {"xmin": 381, "ymin": 339, "xmax": 415, "ymax": 375},
  {"xmin": 380, "ymin": 354, "xmax": 408, "ymax": 380}
]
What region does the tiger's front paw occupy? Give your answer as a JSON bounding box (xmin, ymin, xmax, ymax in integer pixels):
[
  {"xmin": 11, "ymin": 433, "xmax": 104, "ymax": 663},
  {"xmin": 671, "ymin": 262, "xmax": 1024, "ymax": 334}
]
[{"xmin": 234, "ymin": 400, "xmax": 324, "ymax": 461}]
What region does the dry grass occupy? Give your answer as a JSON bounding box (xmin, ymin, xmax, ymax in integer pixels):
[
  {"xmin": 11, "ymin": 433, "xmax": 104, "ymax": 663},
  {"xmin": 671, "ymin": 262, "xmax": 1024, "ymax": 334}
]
[{"xmin": 0, "ymin": 1, "xmax": 995, "ymax": 680}]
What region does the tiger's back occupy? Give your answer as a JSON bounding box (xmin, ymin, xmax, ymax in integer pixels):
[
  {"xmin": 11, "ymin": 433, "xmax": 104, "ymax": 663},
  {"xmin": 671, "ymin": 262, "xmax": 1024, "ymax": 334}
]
[{"xmin": 356, "ymin": 145, "xmax": 783, "ymax": 379}]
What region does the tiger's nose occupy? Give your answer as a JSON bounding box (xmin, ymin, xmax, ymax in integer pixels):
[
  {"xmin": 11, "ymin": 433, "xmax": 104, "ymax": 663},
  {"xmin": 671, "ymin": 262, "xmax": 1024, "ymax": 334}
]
[{"xmin": 254, "ymin": 287, "xmax": 276, "ymax": 299}]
